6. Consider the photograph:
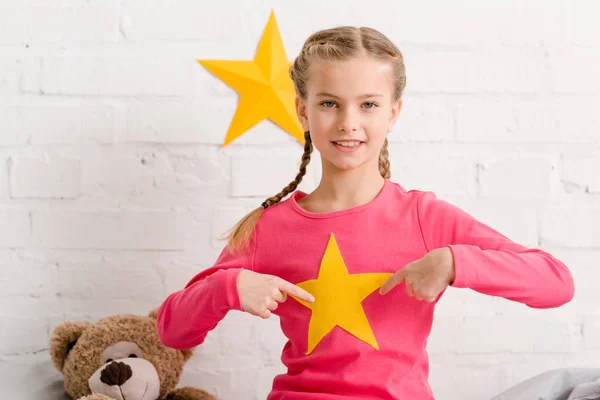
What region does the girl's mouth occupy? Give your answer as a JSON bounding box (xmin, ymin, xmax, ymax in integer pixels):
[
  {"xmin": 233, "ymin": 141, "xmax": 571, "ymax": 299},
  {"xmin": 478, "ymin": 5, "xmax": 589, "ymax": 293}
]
[{"xmin": 332, "ymin": 140, "xmax": 364, "ymax": 152}]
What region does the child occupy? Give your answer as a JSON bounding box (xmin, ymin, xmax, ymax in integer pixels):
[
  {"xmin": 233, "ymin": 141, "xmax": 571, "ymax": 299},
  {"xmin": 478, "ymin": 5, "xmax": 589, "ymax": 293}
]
[{"xmin": 156, "ymin": 26, "xmax": 574, "ymax": 399}]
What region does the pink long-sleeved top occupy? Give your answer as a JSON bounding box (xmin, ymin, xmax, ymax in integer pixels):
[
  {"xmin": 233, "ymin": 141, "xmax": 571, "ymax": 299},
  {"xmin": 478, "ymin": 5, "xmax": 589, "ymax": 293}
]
[{"xmin": 157, "ymin": 179, "xmax": 574, "ymax": 399}]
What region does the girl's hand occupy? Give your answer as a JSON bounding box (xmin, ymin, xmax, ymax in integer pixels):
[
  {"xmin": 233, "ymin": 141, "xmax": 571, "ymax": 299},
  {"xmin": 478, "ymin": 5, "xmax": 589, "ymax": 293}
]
[
  {"xmin": 379, "ymin": 247, "xmax": 455, "ymax": 302},
  {"xmin": 237, "ymin": 269, "xmax": 315, "ymax": 319}
]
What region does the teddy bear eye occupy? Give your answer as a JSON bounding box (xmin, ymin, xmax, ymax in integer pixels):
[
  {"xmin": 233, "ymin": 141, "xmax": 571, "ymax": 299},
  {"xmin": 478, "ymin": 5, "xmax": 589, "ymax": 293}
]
[{"xmin": 128, "ymin": 354, "xmax": 137, "ymax": 358}]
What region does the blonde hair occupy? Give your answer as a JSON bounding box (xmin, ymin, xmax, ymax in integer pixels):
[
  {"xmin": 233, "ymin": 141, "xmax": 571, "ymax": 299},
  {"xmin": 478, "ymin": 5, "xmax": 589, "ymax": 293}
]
[{"xmin": 225, "ymin": 26, "xmax": 407, "ymax": 254}]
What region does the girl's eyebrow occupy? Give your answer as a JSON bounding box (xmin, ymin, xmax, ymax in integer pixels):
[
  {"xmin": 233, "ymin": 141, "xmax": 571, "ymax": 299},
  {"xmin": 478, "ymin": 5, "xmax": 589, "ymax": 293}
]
[{"xmin": 315, "ymin": 92, "xmax": 384, "ymax": 99}]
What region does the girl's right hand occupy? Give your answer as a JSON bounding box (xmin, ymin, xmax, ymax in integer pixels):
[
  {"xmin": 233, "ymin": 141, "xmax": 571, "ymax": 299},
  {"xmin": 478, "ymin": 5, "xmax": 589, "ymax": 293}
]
[{"xmin": 237, "ymin": 269, "xmax": 315, "ymax": 319}]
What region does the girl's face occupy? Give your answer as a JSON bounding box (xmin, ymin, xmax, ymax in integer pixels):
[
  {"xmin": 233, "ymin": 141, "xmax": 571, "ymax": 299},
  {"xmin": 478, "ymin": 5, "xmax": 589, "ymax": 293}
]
[{"xmin": 296, "ymin": 54, "xmax": 402, "ymax": 175}]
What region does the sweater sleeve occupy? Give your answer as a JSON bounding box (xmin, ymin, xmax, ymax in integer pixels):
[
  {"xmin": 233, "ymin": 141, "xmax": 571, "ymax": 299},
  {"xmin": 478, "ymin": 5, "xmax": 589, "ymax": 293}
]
[
  {"xmin": 416, "ymin": 191, "xmax": 574, "ymax": 309},
  {"xmin": 156, "ymin": 232, "xmax": 258, "ymax": 349}
]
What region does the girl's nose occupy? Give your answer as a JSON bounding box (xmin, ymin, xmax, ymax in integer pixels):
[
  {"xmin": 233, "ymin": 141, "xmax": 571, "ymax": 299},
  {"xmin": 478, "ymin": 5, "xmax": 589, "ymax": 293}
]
[{"xmin": 337, "ymin": 109, "xmax": 359, "ymax": 133}]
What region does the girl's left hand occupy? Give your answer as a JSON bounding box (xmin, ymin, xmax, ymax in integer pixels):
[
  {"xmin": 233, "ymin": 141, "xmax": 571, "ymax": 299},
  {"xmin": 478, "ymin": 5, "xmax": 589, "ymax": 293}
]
[{"xmin": 379, "ymin": 247, "xmax": 456, "ymax": 302}]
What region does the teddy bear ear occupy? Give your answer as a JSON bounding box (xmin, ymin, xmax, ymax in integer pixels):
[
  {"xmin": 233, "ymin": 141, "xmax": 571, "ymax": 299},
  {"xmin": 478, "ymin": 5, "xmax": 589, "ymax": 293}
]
[
  {"xmin": 49, "ymin": 321, "xmax": 91, "ymax": 372},
  {"xmin": 180, "ymin": 348, "xmax": 194, "ymax": 362},
  {"xmin": 148, "ymin": 308, "xmax": 159, "ymax": 320}
]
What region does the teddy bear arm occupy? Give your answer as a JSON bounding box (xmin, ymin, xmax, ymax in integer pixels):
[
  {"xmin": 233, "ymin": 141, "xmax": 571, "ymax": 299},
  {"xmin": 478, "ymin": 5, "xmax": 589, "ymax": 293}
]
[{"xmin": 166, "ymin": 386, "xmax": 217, "ymax": 400}]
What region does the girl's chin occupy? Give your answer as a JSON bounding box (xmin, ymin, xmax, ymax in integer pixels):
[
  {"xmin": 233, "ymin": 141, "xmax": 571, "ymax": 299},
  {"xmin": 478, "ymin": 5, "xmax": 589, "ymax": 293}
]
[{"xmin": 325, "ymin": 158, "xmax": 367, "ymax": 172}]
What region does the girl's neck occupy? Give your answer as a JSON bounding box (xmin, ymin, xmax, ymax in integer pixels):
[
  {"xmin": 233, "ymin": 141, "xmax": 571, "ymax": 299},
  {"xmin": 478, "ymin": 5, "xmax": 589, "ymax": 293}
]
[{"xmin": 301, "ymin": 162, "xmax": 386, "ymax": 213}]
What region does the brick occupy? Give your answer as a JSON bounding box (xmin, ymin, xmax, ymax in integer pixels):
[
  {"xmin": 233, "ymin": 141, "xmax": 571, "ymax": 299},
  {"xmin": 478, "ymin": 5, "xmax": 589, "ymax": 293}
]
[
  {"xmin": 9, "ymin": 157, "xmax": 81, "ymax": 199},
  {"xmin": 216, "ymin": 313, "xmax": 260, "ymax": 359},
  {"xmin": 383, "ymin": 0, "xmax": 566, "ymax": 47},
  {"xmin": 407, "ymin": 48, "xmax": 552, "ymax": 94},
  {"xmin": 240, "ymin": 0, "xmax": 566, "ymax": 48},
  {"xmin": 0, "ymin": 296, "xmax": 59, "ymax": 318},
  {"xmin": 254, "ymin": 315, "xmax": 287, "ymax": 366},
  {"xmin": 122, "ymin": 0, "xmax": 244, "ymax": 41},
  {"xmin": 0, "ymin": 106, "xmax": 31, "ymax": 146},
  {"xmin": 440, "ymin": 196, "xmax": 539, "ymax": 247},
  {"xmin": 583, "ymin": 316, "xmax": 600, "ymax": 349},
  {"xmin": 40, "ymin": 56, "xmax": 196, "ymax": 96},
  {"xmin": 479, "ymin": 157, "xmax": 554, "ymax": 197},
  {"xmin": 82, "ymin": 149, "xmax": 228, "ymax": 208},
  {"xmin": 549, "ymin": 250, "xmax": 600, "ymax": 300},
  {"xmin": 124, "ymin": 99, "xmax": 299, "ymax": 146},
  {"xmin": 434, "ymin": 287, "xmax": 499, "ymax": 317},
  {"xmin": 31, "ymin": 210, "xmax": 206, "ymax": 250},
  {"xmin": 56, "ymin": 296, "xmax": 164, "ymax": 319},
  {"xmin": 390, "ymin": 97, "xmax": 453, "ymax": 143},
  {"xmin": 0, "ymin": 1, "xmax": 118, "ymax": 44},
  {"xmin": 552, "ymin": 48, "xmax": 600, "ymax": 93},
  {"xmin": 0, "ymin": 317, "xmax": 48, "ymax": 354},
  {"xmin": 388, "ymin": 143, "xmax": 477, "ymax": 196},
  {"xmin": 230, "ymin": 149, "xmax": 319, "ymax": 197},
  {"xmin": 562, "ymin": 155, "xmax": 600, "ymax": 194},
  {"xmin": 256, "ymin": 365, "xmax": 287, "ymax": 399},
  {"xmin": 57, "ymin": 263, "xmax": 164, "ymax": 301},
  {"xmin": 456, "ymin": 102, "xmax": 517, "ymax": 143},
  {"xmin": 177, "ymin": 369, "xmax": 232, "ymax": 400},
  {"xmin": 428, "ymin": 315, "xmax": 575, "ymax": 354},
  {"xmin": 0, "ymin": 58, "xmax": 22, "ymax": 94},
  {"xmin": 0, "ymin": 262, "xmax": 57, "ymax": 297},
  {"xmin": 0, "ymin": 156, "xmax": 7, "ymax": 199},
  {"xmin": 0, "ymin": 209, "xmax": 32, "ymax": 248},
  {"xmin": 0, "ymin": 103, "xmax": 118, "ymax": 145},
  {"xmin": 0, "ymin": 249, "xmax": 18, "ymax": 262},
  {"xmin": 20, "ymin": 56, "xmax": 40, "ymax": 93},
  {"xmin": 457, "ymin": 99, "xmax": 600, "ymax": 144},
  {"xmin": 516, "ymin": 100, "xmax": 600, "ymax": 144},
  {"xmin": 211, "ymin": 367, "xmax": 261, "ymax": 400},
  {"xmin": 565, "ymin": 0, "xmax": 600, "ymax": 46},
  {"xmin": 541, "ymin": 205, "xmax": 600, "ymax": 248}
]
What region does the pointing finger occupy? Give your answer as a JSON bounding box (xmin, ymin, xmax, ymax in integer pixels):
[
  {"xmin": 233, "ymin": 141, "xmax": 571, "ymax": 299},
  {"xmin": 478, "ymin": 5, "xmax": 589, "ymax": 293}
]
[
  {"xmin": 277, "ymin": 278, "xmax": 315, "ymax": 303},
  {"xmin": 380, "ymin": 269, "xmax": 405, "ymax": 295}
]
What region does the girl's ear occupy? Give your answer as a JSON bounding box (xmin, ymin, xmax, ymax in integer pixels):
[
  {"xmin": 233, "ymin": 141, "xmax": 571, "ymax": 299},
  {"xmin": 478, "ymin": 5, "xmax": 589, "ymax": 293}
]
[
  {"xmin": 388, "ymin": 99, "xmax": 403, "ymax": 131},
  {"xmin": 295, "ymin": 96, "xmax": 309, "ymax": 131}
]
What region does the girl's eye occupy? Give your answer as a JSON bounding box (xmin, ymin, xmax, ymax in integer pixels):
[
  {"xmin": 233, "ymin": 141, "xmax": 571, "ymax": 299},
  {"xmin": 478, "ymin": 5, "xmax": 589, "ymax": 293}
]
[
  {"xmin": 362, "ymin": 102, "xmax": 378, "ymax": 109},
  {"xmin": 320, "ymin": 101, "xmax": 337, "ymax": 108}
]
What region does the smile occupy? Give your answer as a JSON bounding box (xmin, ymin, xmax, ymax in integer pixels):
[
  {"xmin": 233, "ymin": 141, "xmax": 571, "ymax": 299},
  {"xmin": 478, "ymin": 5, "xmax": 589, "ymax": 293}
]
[{"xmin": 332, "ymin": 141, "xmax": 364, "ymax": 152}]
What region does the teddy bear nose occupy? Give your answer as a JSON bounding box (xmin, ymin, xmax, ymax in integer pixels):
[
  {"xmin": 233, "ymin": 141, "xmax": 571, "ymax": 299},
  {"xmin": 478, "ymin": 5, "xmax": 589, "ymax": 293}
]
[{"xmin": 100, "ymin": 361, "xmax": 133, "ymax": 387}]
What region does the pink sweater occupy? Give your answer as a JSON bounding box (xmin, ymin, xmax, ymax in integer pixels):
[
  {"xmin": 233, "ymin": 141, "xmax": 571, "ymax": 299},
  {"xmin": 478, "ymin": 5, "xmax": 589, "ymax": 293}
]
[{"xmin": 156, "ymin": 180, "xmax": 574, "ymax": 399}]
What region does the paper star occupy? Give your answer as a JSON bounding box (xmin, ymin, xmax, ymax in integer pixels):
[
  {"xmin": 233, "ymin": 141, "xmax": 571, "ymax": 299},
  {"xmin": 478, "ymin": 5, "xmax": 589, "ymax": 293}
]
[
  {"xmin": 294, "ymin": 233, "xmax": 392, "ymax": 354},
  {"xmin": 197, "ymin": 10, "xmax": 304, "ymax": 146}
]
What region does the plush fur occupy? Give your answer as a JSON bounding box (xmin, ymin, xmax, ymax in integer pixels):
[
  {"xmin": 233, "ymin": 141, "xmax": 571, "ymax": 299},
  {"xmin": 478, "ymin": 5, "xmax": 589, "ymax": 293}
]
[{"xmin": 50, "ymin": 309, "xmax": 215, "ymax": 400}]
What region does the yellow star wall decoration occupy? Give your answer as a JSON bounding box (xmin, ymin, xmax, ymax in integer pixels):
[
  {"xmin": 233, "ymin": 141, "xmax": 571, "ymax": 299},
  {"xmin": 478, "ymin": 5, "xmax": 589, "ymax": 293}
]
[
  {"xmin": 293, "ymin": 233, "xmax": 393, "ymax": 355},
  {"xmin": 197, "ymin": 10, "xmax": 304, "ymax": 146}
]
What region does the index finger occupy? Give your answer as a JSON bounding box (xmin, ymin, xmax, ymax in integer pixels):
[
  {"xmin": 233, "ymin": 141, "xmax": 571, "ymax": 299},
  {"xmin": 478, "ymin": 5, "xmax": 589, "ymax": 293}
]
[
  {"xmin": 276, "ymin": 278, "xmax": 315, "ymax": 303},
  {"xmin": 380, "ymin": 268, "xmax": 405, "ymax": 295}
]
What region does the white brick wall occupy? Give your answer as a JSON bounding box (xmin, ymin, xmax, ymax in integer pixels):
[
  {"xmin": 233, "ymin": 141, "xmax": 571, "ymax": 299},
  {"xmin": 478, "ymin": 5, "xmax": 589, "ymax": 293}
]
[{"xmin": 0, "ymin": 1, "xmax": 599, "ymax": 399}]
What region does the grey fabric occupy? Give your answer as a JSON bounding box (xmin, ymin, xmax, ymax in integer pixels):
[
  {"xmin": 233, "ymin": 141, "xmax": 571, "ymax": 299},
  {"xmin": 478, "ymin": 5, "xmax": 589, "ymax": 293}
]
[
  {"xmin": 568, "ymin": 375, "xmax": 600, "ymax": 400},
  {"xmin": 492, "ymin": 368, "xmax": 600, "ymax": 400}
]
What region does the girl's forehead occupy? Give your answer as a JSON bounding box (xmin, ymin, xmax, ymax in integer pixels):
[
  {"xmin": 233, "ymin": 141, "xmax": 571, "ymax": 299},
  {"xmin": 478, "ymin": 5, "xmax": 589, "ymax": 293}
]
[{"xmin": 307, "ymin": 57, "xmax": 394, "ymax": 97}]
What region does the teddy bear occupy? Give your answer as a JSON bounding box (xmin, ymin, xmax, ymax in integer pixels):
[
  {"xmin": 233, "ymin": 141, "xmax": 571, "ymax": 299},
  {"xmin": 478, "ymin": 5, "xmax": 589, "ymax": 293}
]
[{"xmin": 49, "ymin": 308, "xmax": 216, "ymax": 400}]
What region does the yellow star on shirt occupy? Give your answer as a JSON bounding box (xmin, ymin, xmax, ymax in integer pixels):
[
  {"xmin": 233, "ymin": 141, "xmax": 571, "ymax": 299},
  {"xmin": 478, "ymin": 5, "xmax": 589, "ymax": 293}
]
[
  {"xmin": 197, "ymin": 10, "xmax": 304, "ymax": 146},
  {"xmin": 293, "ymin": 233, "xmax": 392, "ymax": 355}
]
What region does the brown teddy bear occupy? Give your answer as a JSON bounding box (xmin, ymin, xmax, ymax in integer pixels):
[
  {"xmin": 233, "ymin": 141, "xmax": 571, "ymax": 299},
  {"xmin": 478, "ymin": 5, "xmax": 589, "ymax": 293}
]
[{"xmin": 49, "ymin": 309, "xmax": 216, "ymax": 400}]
